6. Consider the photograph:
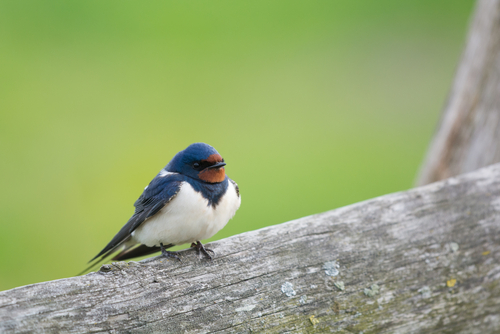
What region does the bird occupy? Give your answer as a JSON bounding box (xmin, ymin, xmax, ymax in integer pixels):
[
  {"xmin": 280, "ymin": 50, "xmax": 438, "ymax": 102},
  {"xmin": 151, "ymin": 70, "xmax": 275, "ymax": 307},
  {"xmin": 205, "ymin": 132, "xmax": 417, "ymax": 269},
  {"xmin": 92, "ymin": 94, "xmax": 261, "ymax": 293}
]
[{"xmin": 82, "ymin": 143, "xmax": 241, "ymax": 273}]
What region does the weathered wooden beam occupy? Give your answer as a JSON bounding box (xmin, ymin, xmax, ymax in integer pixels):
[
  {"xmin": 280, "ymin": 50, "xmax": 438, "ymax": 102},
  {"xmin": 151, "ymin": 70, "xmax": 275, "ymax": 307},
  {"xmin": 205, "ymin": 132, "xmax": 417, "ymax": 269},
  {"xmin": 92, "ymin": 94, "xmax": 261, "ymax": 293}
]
[
  {"xmin": 1, "ymin": 163, "xmax": 500, "ymax": 333},
  {"xmin": 417, "ymin": 0, "xmax": 500, "ymax": 185}
]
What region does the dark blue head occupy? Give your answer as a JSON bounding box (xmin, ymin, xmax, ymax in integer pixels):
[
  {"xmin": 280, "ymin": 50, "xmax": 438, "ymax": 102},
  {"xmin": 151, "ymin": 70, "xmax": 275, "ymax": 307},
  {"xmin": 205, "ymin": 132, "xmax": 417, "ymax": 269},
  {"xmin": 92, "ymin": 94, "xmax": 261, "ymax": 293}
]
[{"xmin": 165, "ymin": 143, "xmax": 226, "ymax": 183}]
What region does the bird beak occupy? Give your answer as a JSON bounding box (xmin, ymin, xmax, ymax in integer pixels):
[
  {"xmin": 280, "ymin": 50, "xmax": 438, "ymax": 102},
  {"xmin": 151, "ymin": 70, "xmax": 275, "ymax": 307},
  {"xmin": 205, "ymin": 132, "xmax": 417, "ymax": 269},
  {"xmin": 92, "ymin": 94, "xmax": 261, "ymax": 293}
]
[{"xmin": 206, "ymin": 162, "xmax": 226, "ymax": 170}]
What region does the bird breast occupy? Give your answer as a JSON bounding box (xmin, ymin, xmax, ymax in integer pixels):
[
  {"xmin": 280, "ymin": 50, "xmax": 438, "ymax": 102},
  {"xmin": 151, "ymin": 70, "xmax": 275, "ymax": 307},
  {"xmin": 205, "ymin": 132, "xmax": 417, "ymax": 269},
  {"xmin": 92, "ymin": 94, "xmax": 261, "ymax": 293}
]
[{"xmin": 132, "ymin": 180, "xmax": 241, "ymax": 247}]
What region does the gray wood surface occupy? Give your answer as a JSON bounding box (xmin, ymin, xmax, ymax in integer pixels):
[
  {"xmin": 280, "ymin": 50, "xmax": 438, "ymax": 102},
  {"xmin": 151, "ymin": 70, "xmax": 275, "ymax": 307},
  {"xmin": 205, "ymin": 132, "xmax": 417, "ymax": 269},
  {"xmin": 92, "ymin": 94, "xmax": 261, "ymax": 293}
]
[
  {"xmin": 2, "ymin": 163, "xmax": 500, "ymax": 333},
  {"xmin": 417, "ymin": 0, "xmax": 500, "ymax": 185}
]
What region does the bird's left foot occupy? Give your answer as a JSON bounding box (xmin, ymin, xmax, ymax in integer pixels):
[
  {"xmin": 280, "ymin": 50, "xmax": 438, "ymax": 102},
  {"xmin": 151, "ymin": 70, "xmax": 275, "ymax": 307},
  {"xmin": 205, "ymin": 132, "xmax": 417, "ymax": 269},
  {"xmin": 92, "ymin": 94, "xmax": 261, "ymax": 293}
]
[
  {"xmin": 190, "ymin": 241, "xmax": 215, "ymax": 260},
  {"xmin": 160, "ymin": 243, "xmax": 181, "ymax": 262}
]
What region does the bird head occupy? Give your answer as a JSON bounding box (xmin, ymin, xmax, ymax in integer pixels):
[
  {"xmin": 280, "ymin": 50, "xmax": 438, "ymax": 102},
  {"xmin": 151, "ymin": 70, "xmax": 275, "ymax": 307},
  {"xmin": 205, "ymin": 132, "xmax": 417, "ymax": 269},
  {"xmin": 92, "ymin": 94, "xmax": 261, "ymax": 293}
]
[{"xmin": 166, "ymin": 143, "xmax": 227, "ymax": 183}]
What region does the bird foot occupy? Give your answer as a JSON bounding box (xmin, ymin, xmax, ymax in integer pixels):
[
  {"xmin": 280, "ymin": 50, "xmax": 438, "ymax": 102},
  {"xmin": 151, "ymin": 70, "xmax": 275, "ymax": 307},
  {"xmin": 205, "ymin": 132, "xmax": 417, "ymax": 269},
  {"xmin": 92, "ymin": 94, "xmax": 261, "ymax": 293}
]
[
  {"xmin": 160, "ymin": 243, "xmax": 181, "ymax": 262},
  {"xmin": 190, "ymin": 241, "xmax": 215, "ymax": 260}
]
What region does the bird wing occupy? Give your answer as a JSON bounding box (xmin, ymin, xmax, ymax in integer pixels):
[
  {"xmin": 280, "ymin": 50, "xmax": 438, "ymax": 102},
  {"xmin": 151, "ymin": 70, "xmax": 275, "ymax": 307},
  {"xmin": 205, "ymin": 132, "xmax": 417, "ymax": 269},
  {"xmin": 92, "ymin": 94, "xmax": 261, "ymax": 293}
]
[
  {"xmin": 88, "ymin": 173, "xmax": 183, "ymax": 264},
  {"xmin": 111, "ymin": 243, "xmax": 173, "ymax": 261}
]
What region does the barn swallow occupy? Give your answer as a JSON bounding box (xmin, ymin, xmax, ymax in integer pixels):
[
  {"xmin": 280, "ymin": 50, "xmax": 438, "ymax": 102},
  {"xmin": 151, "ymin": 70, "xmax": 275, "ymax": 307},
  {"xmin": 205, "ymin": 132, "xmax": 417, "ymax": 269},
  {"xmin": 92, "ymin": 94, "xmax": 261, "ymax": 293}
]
[{"xmin": 83, "ymin": 143, "xmax": 240, "ymax": 272}]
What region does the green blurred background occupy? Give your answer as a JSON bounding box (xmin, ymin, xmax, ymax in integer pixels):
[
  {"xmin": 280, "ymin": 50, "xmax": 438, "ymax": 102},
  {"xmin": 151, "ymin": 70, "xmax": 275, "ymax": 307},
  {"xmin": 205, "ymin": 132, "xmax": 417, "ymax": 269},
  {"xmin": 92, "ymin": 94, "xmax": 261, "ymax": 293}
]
[{"xmin": 0, "ymin": 0, "xmax": 474, "ymax": 291}]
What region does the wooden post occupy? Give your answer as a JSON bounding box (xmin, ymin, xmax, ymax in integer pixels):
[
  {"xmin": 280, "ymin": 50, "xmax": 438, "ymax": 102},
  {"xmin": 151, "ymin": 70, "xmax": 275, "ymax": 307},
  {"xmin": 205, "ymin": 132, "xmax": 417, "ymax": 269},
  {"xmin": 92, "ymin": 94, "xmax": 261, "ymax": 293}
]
[
  {"xmin": 417, "ymin": 0, "xmax": 500, "ymax": 185},
  {"xmin": 1, "ymin": 163, "xmax": 500, "ymax": 333}
]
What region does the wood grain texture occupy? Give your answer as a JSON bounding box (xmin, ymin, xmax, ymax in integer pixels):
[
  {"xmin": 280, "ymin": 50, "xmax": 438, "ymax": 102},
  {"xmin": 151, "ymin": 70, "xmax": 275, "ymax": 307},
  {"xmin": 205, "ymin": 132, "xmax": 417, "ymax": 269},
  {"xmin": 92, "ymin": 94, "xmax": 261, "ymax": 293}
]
[
  {"xmin": 2, "ymin": 163, "xmax": 500, "ymax": 333},
  {"xmin": 417, "ymin": 0, "xmax": 500, "ymax": 185}
]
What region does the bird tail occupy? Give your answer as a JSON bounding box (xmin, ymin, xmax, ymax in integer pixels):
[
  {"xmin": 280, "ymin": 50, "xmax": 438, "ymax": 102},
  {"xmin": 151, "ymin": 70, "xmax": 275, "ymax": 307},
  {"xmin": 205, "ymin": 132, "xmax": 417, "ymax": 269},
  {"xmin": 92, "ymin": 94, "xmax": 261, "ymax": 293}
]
[{"xmin": 77, "ymin": 243, "xmax": 173, "ymax": 276}]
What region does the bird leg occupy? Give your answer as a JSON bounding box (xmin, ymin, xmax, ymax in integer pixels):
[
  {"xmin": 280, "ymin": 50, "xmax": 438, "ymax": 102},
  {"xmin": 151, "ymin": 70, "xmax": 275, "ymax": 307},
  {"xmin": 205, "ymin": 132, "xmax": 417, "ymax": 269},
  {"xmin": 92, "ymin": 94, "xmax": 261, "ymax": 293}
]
[
  {"xmin": 190, "ymin": 241, "xmax": 215, "ymax": 260},
  {"xmin": 160, "ymin": 243, "xmax": 181, "ymax": 262}
]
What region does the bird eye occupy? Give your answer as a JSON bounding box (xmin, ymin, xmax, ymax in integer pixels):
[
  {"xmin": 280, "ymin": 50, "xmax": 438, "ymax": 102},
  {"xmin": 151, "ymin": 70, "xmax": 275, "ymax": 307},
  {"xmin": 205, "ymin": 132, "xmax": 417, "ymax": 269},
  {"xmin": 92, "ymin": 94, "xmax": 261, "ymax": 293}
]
[{"xmin": 193, "ymin": 162, "xmax": 200, "ymax": 169}]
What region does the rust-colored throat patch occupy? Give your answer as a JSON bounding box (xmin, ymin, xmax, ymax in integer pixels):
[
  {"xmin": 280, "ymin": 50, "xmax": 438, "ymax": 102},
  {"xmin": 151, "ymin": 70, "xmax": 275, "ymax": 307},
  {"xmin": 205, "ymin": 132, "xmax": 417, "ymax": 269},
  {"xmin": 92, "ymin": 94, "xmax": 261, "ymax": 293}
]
[{"xmin": 198, "ymin": 154, "xmax": 226, "ymax": 183}]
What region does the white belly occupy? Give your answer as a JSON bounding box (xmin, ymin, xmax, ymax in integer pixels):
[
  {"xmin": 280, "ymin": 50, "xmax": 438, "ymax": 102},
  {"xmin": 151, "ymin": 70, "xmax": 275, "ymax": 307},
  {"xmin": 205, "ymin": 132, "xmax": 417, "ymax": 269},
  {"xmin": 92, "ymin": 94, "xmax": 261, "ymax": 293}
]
[{"xmin": 131, "ymin": 181, "xmax": 241, "ymax": 246}]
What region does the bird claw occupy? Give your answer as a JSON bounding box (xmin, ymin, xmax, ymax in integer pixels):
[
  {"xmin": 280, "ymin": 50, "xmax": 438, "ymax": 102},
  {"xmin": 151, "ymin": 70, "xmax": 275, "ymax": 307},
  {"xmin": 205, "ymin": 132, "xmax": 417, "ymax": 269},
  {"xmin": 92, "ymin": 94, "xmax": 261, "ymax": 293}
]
[
  {"xmin": 191, "ymin": 241, "xmax": 215, "ymax": 260},
  {"xmin": 160, "ymin": 243, "xmax": 182, "ymax": 262}
]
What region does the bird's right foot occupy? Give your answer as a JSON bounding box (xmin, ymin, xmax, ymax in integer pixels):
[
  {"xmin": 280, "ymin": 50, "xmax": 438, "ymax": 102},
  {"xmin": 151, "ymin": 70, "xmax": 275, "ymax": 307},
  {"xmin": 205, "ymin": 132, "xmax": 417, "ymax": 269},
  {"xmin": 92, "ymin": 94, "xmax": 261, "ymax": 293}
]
[
  {"xmin": 190, "ymin": 241, "xmax": 215, "ymax": 260},
  {"xmin": 160, "ymin": 243, "xmax": 181, "ymax": 262}
]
